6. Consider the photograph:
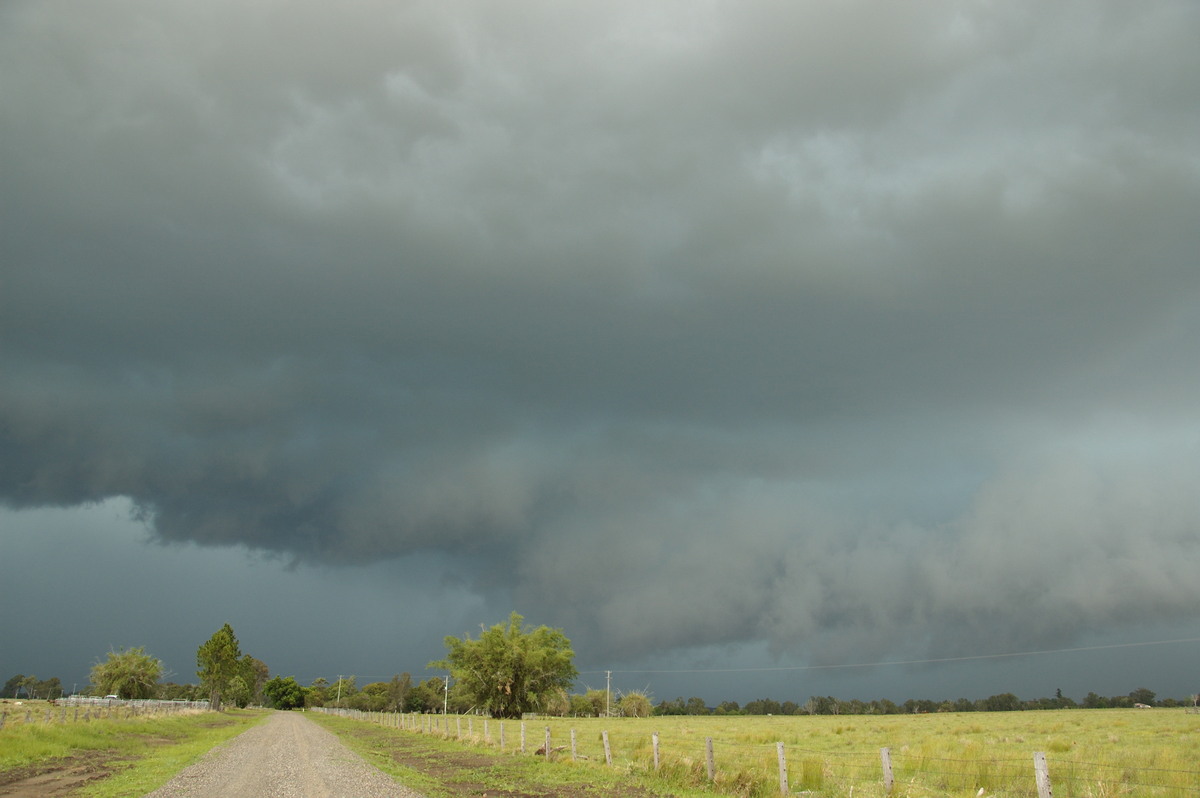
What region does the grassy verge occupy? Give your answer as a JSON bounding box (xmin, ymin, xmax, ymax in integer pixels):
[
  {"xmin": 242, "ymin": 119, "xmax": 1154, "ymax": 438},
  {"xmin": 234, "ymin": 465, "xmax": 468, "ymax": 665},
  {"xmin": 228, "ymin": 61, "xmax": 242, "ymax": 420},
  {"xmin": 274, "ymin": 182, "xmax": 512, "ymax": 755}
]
[
  {"xmin": 308, "ymin": 711, "xmax": 727, "ymax": 797},
  {"xmin": 0, "ymin": 705, "xmax": 267, "ymax": 797}
]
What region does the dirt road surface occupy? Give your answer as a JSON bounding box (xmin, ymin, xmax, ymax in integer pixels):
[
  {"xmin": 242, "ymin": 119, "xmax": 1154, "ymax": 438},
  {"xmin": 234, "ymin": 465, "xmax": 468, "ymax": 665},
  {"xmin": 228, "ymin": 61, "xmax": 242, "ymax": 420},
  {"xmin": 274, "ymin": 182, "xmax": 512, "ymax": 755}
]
[{"xmin": 144, "ymin": 711, "xmax": 424, "ymax": 798}]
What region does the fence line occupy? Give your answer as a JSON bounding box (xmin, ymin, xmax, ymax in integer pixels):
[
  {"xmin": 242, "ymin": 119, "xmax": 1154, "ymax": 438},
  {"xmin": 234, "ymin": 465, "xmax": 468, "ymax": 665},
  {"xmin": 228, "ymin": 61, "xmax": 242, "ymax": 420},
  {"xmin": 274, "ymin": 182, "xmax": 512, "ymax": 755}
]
[
  {"xmin": 0, "ymin": 698, "xmax": 211, "ymax": 730},
  {"xmin": 312, "ymin": 708, "xmax": 1200, "ymax": 796}
]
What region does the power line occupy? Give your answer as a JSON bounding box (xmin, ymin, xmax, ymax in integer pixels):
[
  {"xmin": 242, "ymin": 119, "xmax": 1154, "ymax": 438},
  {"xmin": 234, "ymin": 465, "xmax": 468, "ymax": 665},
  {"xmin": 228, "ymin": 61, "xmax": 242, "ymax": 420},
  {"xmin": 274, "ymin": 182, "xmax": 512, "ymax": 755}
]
[{"xmin": 579, "ymin": 636, "xmax": 1200, "ymax": 676}]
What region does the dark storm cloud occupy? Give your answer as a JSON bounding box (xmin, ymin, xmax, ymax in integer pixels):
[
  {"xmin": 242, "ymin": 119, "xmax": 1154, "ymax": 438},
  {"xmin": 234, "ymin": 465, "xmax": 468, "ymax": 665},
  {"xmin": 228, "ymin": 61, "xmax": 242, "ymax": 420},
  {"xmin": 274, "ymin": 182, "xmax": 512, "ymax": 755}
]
[{"xmin": 3, "ymin": 0, "xmax": 1200, "ymax": 669}]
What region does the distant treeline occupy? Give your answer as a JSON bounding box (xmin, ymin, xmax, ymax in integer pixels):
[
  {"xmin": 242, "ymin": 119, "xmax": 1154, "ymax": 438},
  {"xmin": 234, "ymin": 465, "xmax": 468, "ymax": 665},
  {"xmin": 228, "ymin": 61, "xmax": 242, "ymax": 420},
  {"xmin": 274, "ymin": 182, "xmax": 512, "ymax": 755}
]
[
  {"xmin": 656, "ymin": 687, "xmax": 1194, "ymax": 715},
  {"xmin": 6, "ymin": 672, "xmax": 1192, "ymax": 716}
]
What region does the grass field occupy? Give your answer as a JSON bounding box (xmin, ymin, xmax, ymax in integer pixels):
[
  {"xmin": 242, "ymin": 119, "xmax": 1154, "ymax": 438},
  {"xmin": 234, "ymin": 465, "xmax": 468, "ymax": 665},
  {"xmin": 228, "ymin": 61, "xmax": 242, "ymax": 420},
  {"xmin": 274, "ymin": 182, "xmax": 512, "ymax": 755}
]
[
  {"xmin": 5, "ymin": 700, "xmax": 1198, "ymax": 797},
  {"xmin": 0, "ymin": 700, "xmax": 267, "ymax": 797},
  {"xmin": 338, "ymin": 707, "xmax": 1200, "ymax": 797}
]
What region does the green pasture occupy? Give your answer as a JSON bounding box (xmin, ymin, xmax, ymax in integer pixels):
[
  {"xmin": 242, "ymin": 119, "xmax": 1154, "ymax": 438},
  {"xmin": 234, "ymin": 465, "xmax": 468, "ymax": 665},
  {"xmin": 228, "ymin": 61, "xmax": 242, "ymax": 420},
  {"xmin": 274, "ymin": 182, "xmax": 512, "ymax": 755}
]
[{"xmin": 350, "ymin": 707, "xmax": 1200, "ymax": 797}]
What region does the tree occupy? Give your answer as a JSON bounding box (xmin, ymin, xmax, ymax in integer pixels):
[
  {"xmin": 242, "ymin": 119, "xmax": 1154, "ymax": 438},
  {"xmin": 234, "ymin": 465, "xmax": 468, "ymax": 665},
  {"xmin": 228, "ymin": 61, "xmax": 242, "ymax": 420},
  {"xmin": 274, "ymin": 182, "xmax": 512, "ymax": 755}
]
[
  {"xmin": 406, "ymin": 677, "xmax": 447, "ymax": 712},
  {"xmin": 386, "ymin": 673, "xmax": 412, "ymax": 713},
  {"xmin": 354, "ymin": 681, "xmax": 390, "ymax": 711},
  {"xmin": 430, "ymin": 612, "xmax": 578, "ymax": 719},
  {"xmin": 226, "ymin": 676, "xmax": 251, "ymax": 708},
  {"xmin": 197, "ymin": 623, "xmax": 242, "ymax": 711},
  {"xmin": 90, "ymin": 647, "xmax": 163, "ymax": 699},
  {"xmin": 2, "ymin": 674, "xmax": 25, "ymax": 699},
  {"xmin": 580, "ymin": 688, "xmax": 607, "ymax": 716},
  {"xmin": 36, "ymin": 677, "xmax": 63, "ymax": 700},
  {"xmin": 330, "ymin": 675, "xmax": 357, "ymax": 707},
  {"xmin": 263, "ymin": 676, "xmax": 305, "ymax": 710},
  {"xmin": 306, "ymin": 678, "xmax": 329, "ymax": 707},
  {"xmin": 160, "ymin": 682, "xmax": 201, "ymax": 701},
  {"xmin": 983, "ymin": 692, "xmax": 1021, "ymax": 712},
  {"xmin": 541, "ymin": 686, "xmax": 570, "ymax": 716},
  {"xmin": 618, "ymin": 690, "xmax": 653, "ymax": 718},
  {"xmin": 1130, "ymin": 687, "xmax": 1156, "ymax": 707},
  {"xmin": 240, "ymin": 656, "xmax": 269, "ymax": 706}
]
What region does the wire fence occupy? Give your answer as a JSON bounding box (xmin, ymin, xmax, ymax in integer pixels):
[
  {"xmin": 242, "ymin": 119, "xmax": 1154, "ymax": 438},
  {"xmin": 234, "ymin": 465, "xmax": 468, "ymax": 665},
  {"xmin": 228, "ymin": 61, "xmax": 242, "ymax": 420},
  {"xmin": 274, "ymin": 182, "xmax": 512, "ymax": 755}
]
[
  {"xmin": 314, "ymin": 707, "xmax": 1200, "ymax": 797},
  {"xmin": 0, "ymin": 697, "xmax": 210, "ymax": 729}
]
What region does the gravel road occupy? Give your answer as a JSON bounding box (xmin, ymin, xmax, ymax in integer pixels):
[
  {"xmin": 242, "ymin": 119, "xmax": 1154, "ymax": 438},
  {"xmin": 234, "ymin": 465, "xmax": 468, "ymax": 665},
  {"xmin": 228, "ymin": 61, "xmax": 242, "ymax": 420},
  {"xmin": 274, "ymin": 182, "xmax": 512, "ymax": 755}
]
[{"xmin": 143, "ymin": 711, "xmax": 425, "ymax": 798}]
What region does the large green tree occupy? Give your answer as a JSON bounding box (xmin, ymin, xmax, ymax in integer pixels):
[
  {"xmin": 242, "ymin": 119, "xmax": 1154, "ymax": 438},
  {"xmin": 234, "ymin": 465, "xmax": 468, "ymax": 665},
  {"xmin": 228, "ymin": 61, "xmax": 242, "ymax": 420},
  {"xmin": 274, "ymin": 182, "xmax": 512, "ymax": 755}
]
[
  {"xmin": 263, "ymin": 676, "xmax": 305, "ymax": 710},
  {"xmin": 430, "ymin": 612, "xmax": 577, "ymax": 719},
  {"xmin": 90, "ymin": 647, "xmax": 163, "ymax": 699},
  {"xmin": 197, "ymin": 623, "xmax": 242, "ymax": 711}
]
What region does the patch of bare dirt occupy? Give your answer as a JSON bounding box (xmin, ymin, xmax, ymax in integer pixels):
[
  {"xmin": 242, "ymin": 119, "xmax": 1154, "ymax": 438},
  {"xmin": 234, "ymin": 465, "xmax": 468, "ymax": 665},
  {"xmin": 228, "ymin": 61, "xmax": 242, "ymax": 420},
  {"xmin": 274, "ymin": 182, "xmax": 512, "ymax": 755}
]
[{"xmin": 0, "ymin": 751, "xmax": 120, "ymax": 798}]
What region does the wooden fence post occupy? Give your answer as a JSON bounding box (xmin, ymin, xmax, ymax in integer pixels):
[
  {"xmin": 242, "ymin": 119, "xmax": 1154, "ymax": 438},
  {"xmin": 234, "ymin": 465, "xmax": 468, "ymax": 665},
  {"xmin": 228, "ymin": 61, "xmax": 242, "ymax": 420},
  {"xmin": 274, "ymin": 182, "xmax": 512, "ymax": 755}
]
[
  {"xmin": 652, "ymin": 732, "xmax": 660, "ymax": 771},
  {"xmin": 545, "ymin": 727, "xmax": 552, "ymax": 759},
  {"xmin": 602, "ymin": 730, "xmax": 612, "ymax": 766},
  {"xmin": 881, "ymin": 747, "xmax": 894, "ymax": 794},
  {"xmin": 456, "ymin": 716, "xmax": 462, "ymax": 738},
  {"xmin": 571, "ymin": 728, "xmax": 578, "ymax": 761},
  {"xmin": 706, "ymin": 737, "xmax": 715, "ymax": 782},
  {"xmin": 521, "ymin": 722, "xmax": 526, "ymax": 753},
  {"xmin": 777, "ymin": 742, "xmax": 789, "ymax": 795},
  {"xmin": 499, "ymin": 721, "xmax": 505, "ymax": 751},
  {"xmin": 1034, "ymin": 751, "xmax": 1053, "ymax": 798}
]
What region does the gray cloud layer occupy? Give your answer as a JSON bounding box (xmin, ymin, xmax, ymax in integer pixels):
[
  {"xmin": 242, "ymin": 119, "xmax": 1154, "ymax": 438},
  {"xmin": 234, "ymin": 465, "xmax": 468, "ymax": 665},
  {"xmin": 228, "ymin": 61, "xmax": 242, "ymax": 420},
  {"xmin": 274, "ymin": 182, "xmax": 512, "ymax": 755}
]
[{"xmin": 4, "ymin": 0, "xmax": 1199, "ymax": 668}]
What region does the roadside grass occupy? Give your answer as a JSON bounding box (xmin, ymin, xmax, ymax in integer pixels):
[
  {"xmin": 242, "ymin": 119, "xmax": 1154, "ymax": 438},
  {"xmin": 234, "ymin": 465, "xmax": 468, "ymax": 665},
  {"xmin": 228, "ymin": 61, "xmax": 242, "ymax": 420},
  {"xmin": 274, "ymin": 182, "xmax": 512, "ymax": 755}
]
[
  {"xmin": 309, "ymin": 711, "xmax": 723, "ymax": 797},
  {"xmin": 319, "ymin": 708, "xmax": 1200, "ymax": 797},
  {"xmin": 0, "ymin": 704, "xmax": 267, "ymax": 797}
]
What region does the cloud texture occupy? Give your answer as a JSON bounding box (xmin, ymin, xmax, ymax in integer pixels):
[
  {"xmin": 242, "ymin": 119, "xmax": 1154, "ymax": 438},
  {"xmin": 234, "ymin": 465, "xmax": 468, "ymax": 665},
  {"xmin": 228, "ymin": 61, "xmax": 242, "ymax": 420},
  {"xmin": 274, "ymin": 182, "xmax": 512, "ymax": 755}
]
[{"xmin": 3, "ymin": 0, "xmax": 1200, "ymax": 672}]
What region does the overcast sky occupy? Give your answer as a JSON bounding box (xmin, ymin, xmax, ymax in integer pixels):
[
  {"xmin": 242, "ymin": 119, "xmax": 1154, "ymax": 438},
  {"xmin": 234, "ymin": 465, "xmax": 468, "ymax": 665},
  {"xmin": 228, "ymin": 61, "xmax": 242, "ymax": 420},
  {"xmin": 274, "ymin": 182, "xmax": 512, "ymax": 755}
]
[{"xmin": 3, "ymin": 0, "xmax": 1200, "ymax": 705}]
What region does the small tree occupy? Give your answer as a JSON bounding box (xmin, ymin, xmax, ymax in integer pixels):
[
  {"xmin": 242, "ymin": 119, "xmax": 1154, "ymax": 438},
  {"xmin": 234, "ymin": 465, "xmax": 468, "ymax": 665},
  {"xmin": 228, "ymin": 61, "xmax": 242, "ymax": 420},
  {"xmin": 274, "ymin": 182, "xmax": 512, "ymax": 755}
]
[
  {"xmin": 617, "ymin": 689, "xmax": 653, "ymax": 718},
  {"xmin": 430, "ymin": 612, "xmax": 578, "ymax": 719},
  {"xmin": 582, "ymin": 688, "xmax": 607, "ymax": 716},
  {"xmin": 197, "ymin": 623, "xmax": 242, "ymax": 711},
  {"xmin": 226, "ymin": 676, "xmax": 251, "ymax": 708},
  {"xmin": 90, "ymin": 647, "xmax": 163, "ymax": 699}
]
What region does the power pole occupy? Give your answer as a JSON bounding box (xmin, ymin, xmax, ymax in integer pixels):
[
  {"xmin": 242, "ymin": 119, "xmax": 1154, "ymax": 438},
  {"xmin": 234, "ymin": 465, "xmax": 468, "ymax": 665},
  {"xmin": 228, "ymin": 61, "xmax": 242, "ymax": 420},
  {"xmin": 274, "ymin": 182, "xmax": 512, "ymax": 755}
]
[
  {"xmin": 336, "ymin": 675, "xmax": 343, "ymax": 707},
  {"xmin": 605, "ymin": 671, "xmax": 612, "ymax": 717},
  {"xmin": 443, "ymin": 675, "xmax": 450, "ymax": 715}
]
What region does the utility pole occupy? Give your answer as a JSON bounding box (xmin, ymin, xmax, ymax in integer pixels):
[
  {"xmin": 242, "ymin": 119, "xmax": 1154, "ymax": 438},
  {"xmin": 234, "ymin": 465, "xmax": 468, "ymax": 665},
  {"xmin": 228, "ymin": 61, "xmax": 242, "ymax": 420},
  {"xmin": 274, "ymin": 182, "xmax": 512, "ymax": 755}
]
[
  {"xmin": 605, "ymin": 671, "xmax": 612, "ymax": 717},
  {"xmin": 443, "ymin": 675, "xmax": 450, "ymax": 715},
  {"xmin": 336, "ymin": 675, "xmax": 343, "ymax": 707}
]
